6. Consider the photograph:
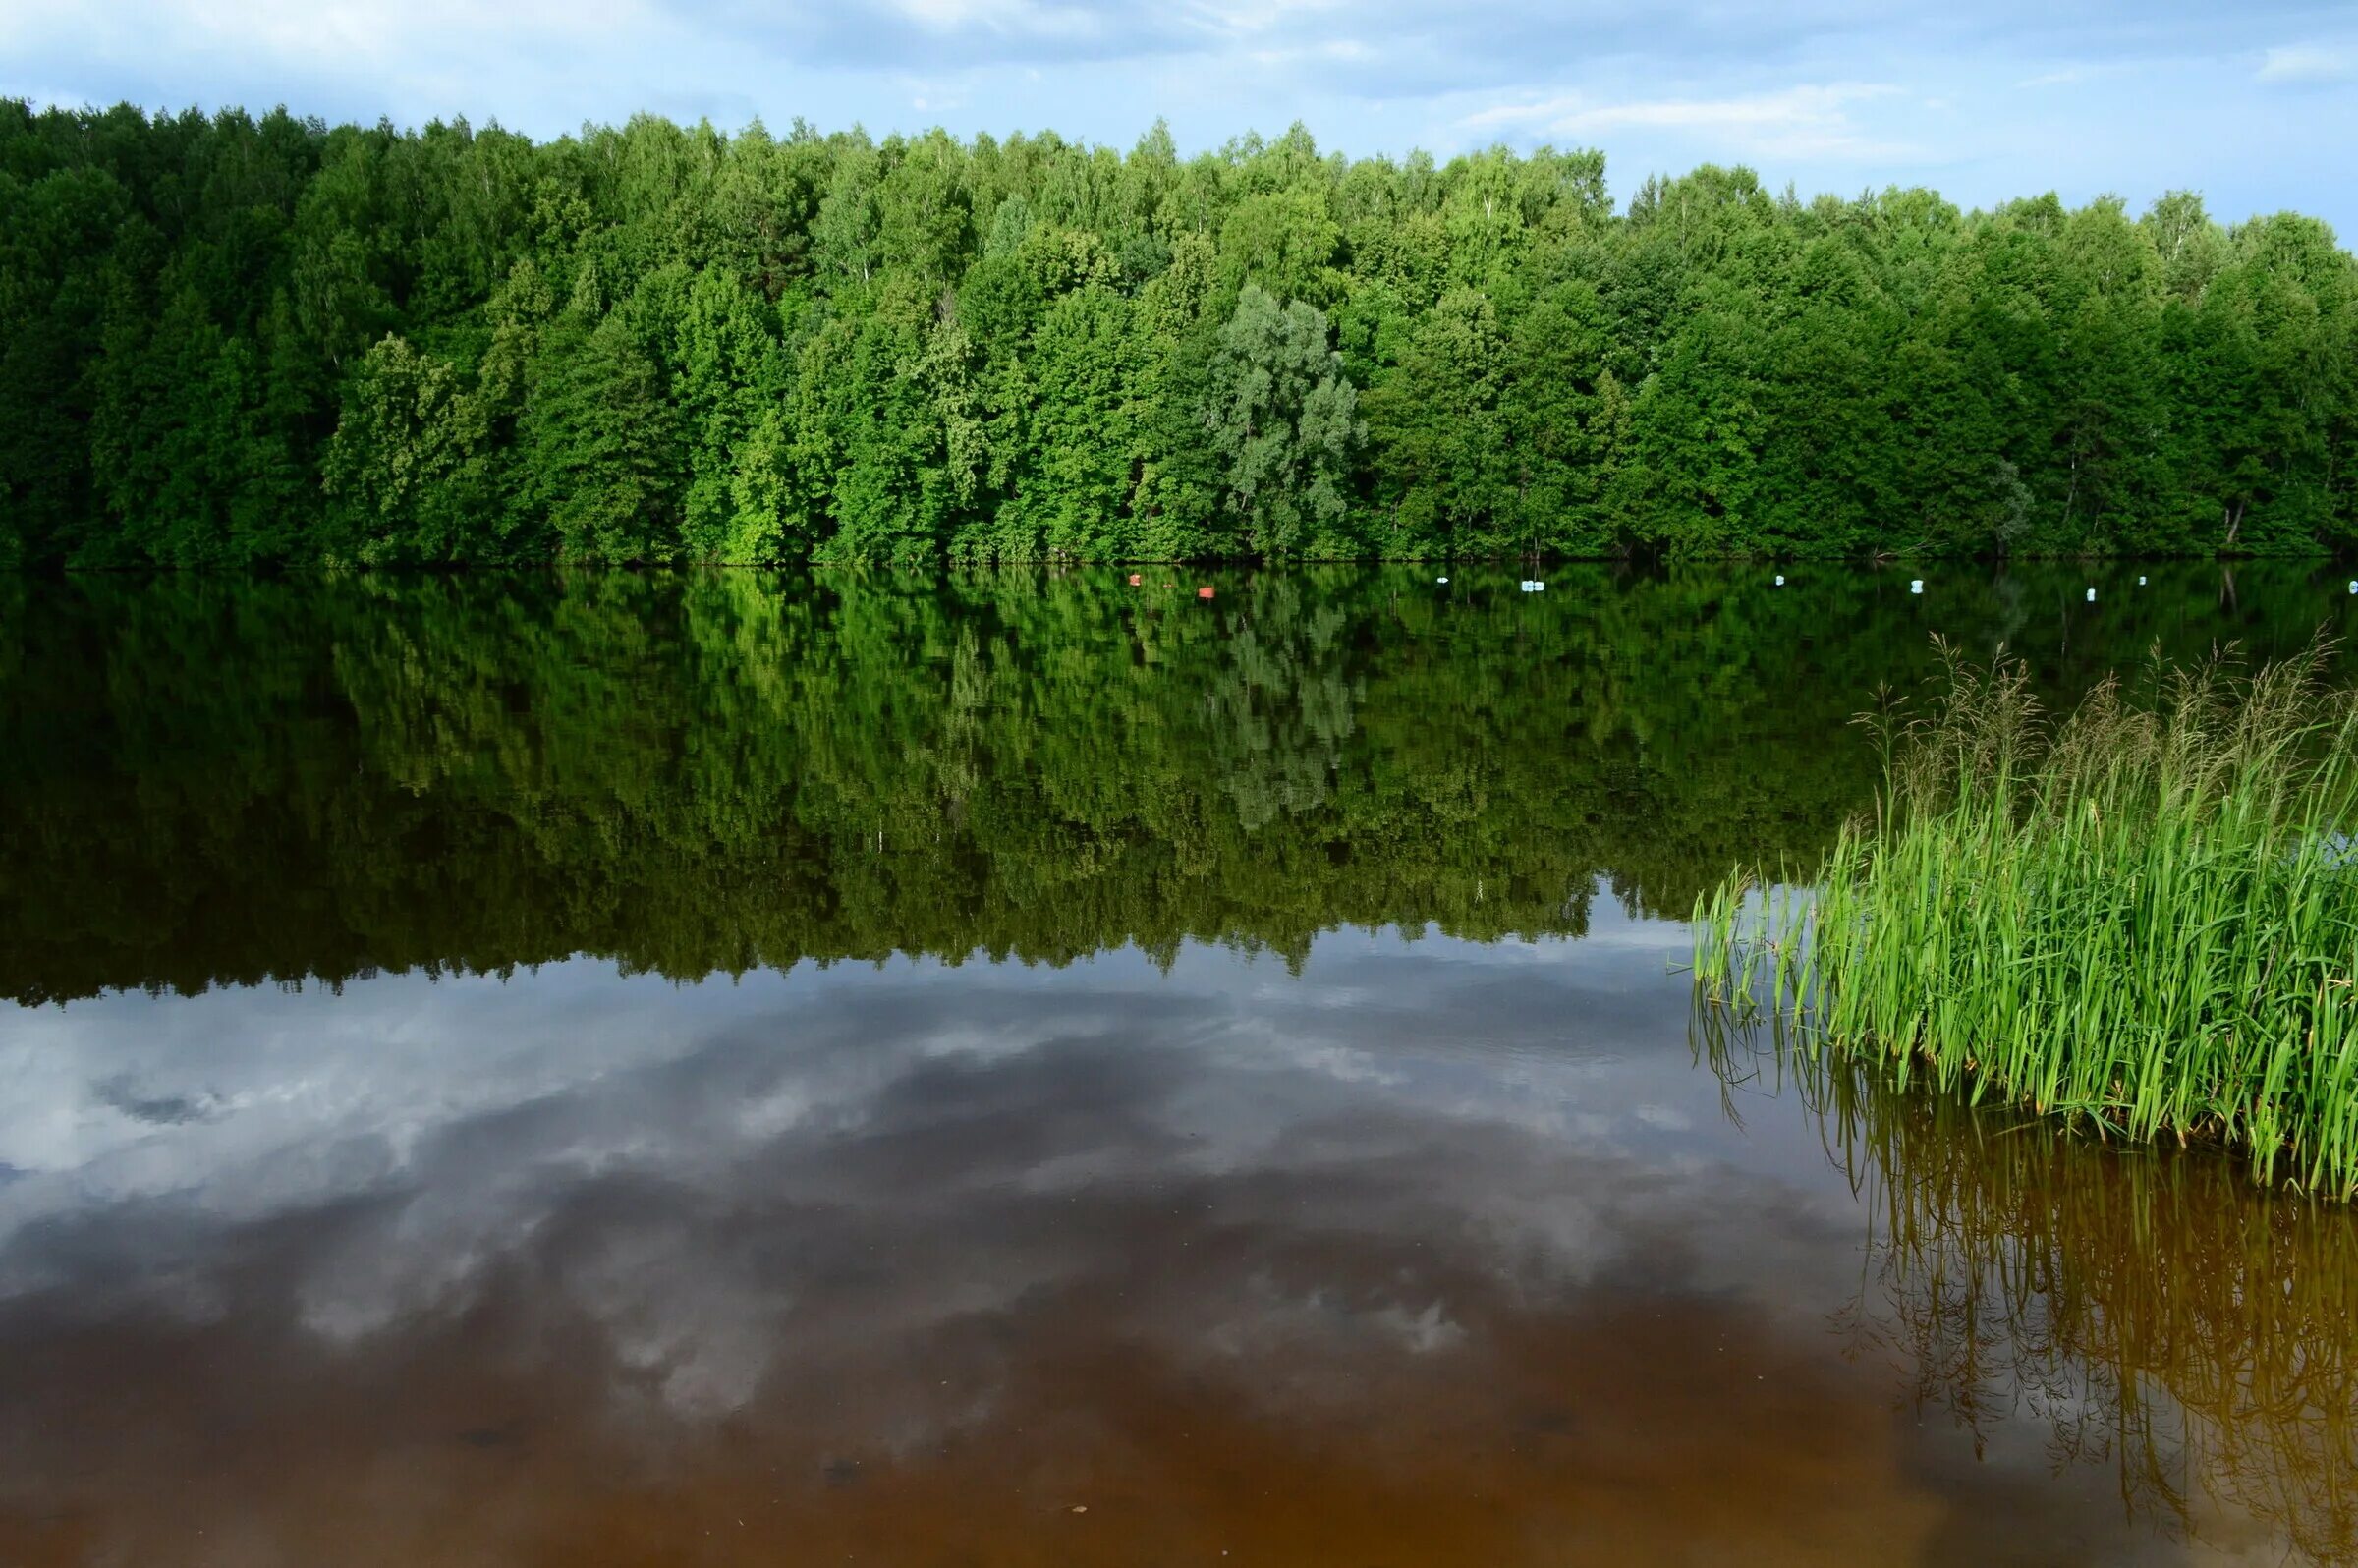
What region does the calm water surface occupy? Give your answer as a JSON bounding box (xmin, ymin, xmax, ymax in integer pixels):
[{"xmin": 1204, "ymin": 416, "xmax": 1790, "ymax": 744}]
[{"xmin": 2, "ymin": 565, "xmax": 2355, "ymax": 1566}]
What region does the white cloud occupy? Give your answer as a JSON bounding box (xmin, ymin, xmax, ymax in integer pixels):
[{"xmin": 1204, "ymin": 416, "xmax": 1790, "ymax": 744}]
[
  {"xmin": 882, "ymin": 0, "xmax": 1129, "ymax": 47},
  {"xmin": 1188, "ymin": 0, "xmax": 1348, "ymax": 37},
  {"xmin": 2257, "ymin": 43, "xmax": 2351, "ymax": 84},
  {"xmin": 1466, "ymin": 82, "xmax": 1907, "ymax": 160},
  {"xmin": 23, "ymin": 0, "xmax": 652, "ymax": 67}
]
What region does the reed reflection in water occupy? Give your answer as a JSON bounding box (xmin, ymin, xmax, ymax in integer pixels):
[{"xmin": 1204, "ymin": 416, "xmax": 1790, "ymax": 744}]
[{"xmin": 1698, "ymin": 1002, "xmax": 2358, "ymax": 1562}]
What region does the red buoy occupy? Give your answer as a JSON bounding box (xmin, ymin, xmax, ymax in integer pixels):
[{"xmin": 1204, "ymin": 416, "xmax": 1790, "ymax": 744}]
[{"xmin": 1197, "ymin": 586, "xmax": 1214, "ymax": 600}]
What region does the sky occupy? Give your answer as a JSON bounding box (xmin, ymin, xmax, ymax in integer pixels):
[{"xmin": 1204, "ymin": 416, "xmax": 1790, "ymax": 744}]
[{"xmin": 3, "ymin": 0, "xmax": 2355, "ymax": 232}]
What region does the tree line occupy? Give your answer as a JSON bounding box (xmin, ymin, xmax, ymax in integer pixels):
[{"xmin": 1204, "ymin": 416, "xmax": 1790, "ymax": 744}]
[{"xmin": 4, "ymin": 101, "xmax": 2355, "ymax": 567}]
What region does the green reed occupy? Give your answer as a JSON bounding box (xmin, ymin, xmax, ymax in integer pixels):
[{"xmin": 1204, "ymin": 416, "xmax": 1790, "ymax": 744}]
[{"xmin": 1694, "ymin": 638, "xmax": 2358, "ymax": 1199}]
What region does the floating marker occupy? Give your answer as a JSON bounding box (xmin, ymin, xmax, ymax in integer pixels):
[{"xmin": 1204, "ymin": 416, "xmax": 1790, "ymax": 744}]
[
  {"xmin": 1520, "ymin": 580, "xmax": 1545, "ymax": 592},
  {"xmin": 1436, "ymin": 576, "xmax": 1448, "ymax": 585},
  {"xmin": 1910, "ymin": 579, "xmax": 1924, "ymax": 594},
  {"xmin": 1127, "ymin": 573, "xmax": 1142, "ymax": 587},
  {"xmin": 2086, "ymin": 588, "xmax": 2097, "ymax": 602},
  {"xmin": 1773, "ymin": 575, "xmax": 1785, "ymax": 587},
  {"xmin": 2139, "ymin": 575, "xmax": 2148, "ymax": 586},
  {"xmin": 1197, "ymin": 586, "xmax": 1214, "ymax": 600},
  {"xmin": 2347, "ymin": 581, "xmax": 2356, "ymax": 595}
]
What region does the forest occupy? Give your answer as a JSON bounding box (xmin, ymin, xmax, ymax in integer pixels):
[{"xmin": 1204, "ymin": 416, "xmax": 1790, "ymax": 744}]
[{"xmin": 2, "ymin": 101, "xmax": 2355, "ymax": 567}]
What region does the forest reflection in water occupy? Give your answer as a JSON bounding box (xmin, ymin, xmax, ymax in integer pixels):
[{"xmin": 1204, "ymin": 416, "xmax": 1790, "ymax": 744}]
[
  {"xmin": 3, "ymin": 560, "xmax": 2350, "ymax": 1003},
  {"xmin": 1701, "ymin": 1005, "xmax": 2358, "ymax": 1562}
]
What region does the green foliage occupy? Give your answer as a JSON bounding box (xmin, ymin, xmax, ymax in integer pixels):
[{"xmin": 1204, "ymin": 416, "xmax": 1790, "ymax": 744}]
[
  {"xmin": 1696, "ymin": 642, "xmax": 2358, "ymax": 1199},
  {"xmin": 522, "ymin": 276, "xmax": 686, "ymax": 560},
  {"xmin": 1205, "ymin": 285, "xmax": 1361, "ymax": 555},
  {"xmin": 5, "ymin": 100, "xmax": 2358, "ymax": 564},
  {"xmin": 322, "ymin": 334, "xmax": 500, "ymax": 561}
]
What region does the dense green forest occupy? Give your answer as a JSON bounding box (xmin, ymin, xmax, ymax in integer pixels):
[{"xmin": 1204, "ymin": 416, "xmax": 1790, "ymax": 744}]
[
  {"xmin": 4, "ymin": 101, "xmax": 2357, "ymax": 566},
  {"xmin": 2, "ymin": 563, "xmax": 2343, "ymax": 1002}
]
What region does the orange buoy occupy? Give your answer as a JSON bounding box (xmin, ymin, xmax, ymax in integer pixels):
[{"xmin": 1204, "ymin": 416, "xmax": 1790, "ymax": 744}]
[
  {"xmin": 1128, "ymin": 573, "xmax": 1142, "ymax": 587},
  {"xmin": 1197, "ymin": 586, "xmax": 1214, "ymax": 600}
]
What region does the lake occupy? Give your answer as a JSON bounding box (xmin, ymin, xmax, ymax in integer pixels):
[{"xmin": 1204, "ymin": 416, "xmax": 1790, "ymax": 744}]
[{"xmin": 2, "ymin": 564, "xmax": 2355, "ymax": 1566}]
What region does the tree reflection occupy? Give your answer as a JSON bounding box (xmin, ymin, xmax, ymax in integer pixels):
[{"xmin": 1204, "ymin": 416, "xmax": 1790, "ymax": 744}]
[{"xmin": 2, "ymin": 562, "xmax": 2348, "ymax": 1004}]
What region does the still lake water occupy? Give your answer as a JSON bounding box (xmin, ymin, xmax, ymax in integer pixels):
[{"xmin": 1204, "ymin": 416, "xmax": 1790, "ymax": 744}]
[{"xmin": 3, "ymin": 564, "xmax": 2356, "ymax": 1566}]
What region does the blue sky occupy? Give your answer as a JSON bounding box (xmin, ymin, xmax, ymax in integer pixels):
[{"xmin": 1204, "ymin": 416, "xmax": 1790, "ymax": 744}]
[{"xmin": 5, "ymin": 0, "xmax": 2354, "ymax": 232}]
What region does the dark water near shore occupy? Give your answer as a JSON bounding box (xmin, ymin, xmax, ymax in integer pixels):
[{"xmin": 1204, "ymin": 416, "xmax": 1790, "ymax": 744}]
[{"xmin": 2, "ymin": 564, "xmax": 2355, "ymax": 1565}]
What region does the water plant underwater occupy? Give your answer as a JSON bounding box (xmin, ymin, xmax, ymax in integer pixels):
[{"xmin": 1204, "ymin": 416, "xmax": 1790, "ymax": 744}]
[{"xmin": 1692, "ymin": 635, "xmax": 2358, "ymax": 1199}]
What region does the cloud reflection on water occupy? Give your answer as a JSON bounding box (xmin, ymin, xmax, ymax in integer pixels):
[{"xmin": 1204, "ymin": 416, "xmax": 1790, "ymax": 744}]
[{"xmin": 0, "ymin": 912, "xmax": 2313, "ymax": 1565}]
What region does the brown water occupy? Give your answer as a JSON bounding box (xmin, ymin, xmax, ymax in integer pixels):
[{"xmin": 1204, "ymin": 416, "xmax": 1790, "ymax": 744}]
[{"xmin": 1, "ymin": 565, "xmax": 2354, "ymax": 1565}]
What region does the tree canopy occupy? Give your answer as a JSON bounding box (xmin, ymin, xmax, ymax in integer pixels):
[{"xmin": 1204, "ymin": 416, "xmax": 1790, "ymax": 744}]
[{"xmin": 4, "ymin": 102, "xmax": 2355, "ymax": 565}]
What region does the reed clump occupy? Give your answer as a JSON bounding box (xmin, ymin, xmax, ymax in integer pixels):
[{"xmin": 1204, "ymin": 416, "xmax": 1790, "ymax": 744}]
[{"xmin": 1694, "ymin": 637, "xmax": 2358, "ymax": 1199}]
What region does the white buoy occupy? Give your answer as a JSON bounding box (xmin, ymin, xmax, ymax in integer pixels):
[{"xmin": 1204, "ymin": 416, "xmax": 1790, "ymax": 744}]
[
  {"xmin": 1436, "ymin": 576, "xmax": 1448, "ymax": 585},
  {"xmin": 1773, "ymin": 575, "xmax": 1785, "ymax": 587},
  {"xmin": 2347, "ymin": 581, "xmax": 2356, "ymax": 595},
  {"xmin": 2086, "ymin": 588, "xmax": 2097, "ymax": 602},
  {"xmin": 1910, "ymin": 579, "xmax": 1924, "ymax": 594},
  {"xmin": 1520, "ymin": 580, "xmax": 1545, "ymax": 592},
  {"xmin": 2139, "ymin": 576, "xmax": 2148, "ymax": 586}
]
